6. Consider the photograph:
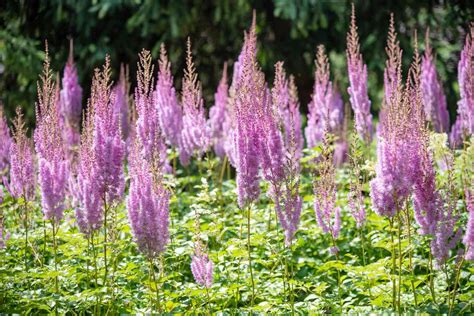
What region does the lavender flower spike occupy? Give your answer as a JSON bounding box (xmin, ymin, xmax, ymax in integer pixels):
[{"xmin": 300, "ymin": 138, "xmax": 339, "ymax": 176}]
[
  {"xmin": 34, "ymin": 46, "xmax": 69, "ymax": 222},
  {"xmin": 421, "ymin": 29, "xmax": 449, "ymax": 133},
  {"xmin": 0, "ymin": 104, "xmax": 12, "ymax": 175},
  {"xmin": 180, "ymin": 38, "xmax": 211, "ymax": 164},
  {"xmin": 209, "ymin": 63, "xmax": 229, "ymax": 158},
  {"xmin": 464, "ymin": 190, "xmax": 474, "ymax": 260},
  {"xmin": 346, "ymin": 4, "xmax": 372, "ymax": 142},
  {"xmin": 4, "ymin": 108, "xmax": 36, "ymax": 201}
]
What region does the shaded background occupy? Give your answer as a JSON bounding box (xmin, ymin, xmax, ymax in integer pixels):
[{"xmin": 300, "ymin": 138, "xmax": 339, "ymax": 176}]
[{"xmin": 1, "ymin": 0, "xmax": 473, "ymax": 128}]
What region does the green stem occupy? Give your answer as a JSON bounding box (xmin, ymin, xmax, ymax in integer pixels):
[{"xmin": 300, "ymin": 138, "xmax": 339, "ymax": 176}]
[
  {"xmin": 149, "ymin": 259, "xmax": 162, "ymax": 313},
  {"xmin": 103, "ymin": 196, "xmax": 108, "ymax": 284},
  {"xmin": 205, "ymin": 286, "xmax": 211, "ymax": 315},
  {"xmin": 404, "ymin": 207, "xmax": 418, "ymax": 307},
  {"xmin": 389, "ymin": 219, "xmax": 397, "ymax": 310},
  {"xmin": 397, "ymin": 212, "xmax": 402, "ymax": 313},
  {"xmin": 91, "ymin": 231, "xmax": 100, "ymax": 315},
  {"xmin": 449, "ymin": 250, "xmax": 467, "ymax": 316},
  {"xmin": 247, "ymin": 205, "xmax": 255, "ymax": 306},
  {"xmin": 360, "ymin": 228, "xmax": 372, "ymax": 301},
  {"xmin": 23, "ymin": 196, "xmax": 29, "ymax": 273},
  {"xmin": 428, "ymin": 250, "xmax": 436, "ymax": 304},
  {"xmin": 330, "ymin": 235, "xmax": 342, "ymax": 313}
]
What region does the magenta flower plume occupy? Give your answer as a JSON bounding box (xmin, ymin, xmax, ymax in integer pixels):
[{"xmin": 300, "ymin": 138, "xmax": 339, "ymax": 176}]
[
  {"xmin": 34, "ymin": 47, "xmax": 69, "ymax": 222},
  {"xmin": 305, "ymin": 45, "xmax": 343, "ymax": 148},
  {"xmin": 4, "ymin": 108, "xmax": 36, "ymax": 201},
  {"xmin": 313, "ymin": 136, "xmax": 341, "ymax": 249},
  {"xmin": 453, "ymin": 25, "xmax": 474, "ymax": 138},
  {"xmin": 383, "ymin": 14, "xmax": 403, "ymax": 110},
  {"xmin": 449, "ymin": 117, "xmax": 463, "ymax": 148},
  {"xmin": 191, "ymin": 248, "xmax": 214, "ymax": 288},
  {"xmin": 421, "ymin": 30, "xmax": 449, "ymax": 133},
  {"xmin": 233, "ymin": 17, "xmax": 263, "ymax": 208},
  {"xmin": 346, "ymin": 5, "xmax": 373, "ymax": 142},
  {"xmin": 209, "ymin": 63, "xmax": 229, "ymax": 158},
  {"xmin": 179, "ymin": 38, "xmax": 211, "ymax": 165},
  {"xmin": 59, "ymin": 40, "xmax": 82, "ymax": 149},
  {"xmin": 113, "ymin": 64, "xmax": 130, "ymax": 141},
  {"xmin": 91, "ymin": 56, "xmax": 126, "ymax": 202},
  {"xmin": 127, "ymin": 142, "xmax": 170, "ymax": 258},
  {"xmin": 287, "ymin": 76, "xmax": 304, "ymax": 161},
  {"xmin": 156, "ymin": 44, "xmax": 183, "ymax": 148},
  {"xmin": 464, "ymin": 190, "xmax": 474, "ymax": 260},
  {"xmin": 370, "ymin": 43, "xmax": 422, "ymax": 218},
  {"xmin": 134, "ymin": 49, "xmax": 169, "ymax": 172},
  {"xmin": 0, "ymin": 104, "xmax": 12, "ymax": 174},
  {"xmin": 71, "ymin": 109, "xmax": 102, "ymax": 234}
]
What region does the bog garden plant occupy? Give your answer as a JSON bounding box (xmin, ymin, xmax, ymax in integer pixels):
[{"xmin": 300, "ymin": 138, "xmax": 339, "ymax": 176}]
[{"xmin": 0, "ymin": 8, "xmax": 474, "ymax": 314}]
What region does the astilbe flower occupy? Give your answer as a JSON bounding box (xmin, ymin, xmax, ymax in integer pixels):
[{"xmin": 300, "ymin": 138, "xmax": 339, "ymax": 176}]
[
  {"xmin": 59, "ymin": 41, "xmax": 82, "ymax": 149},
  {"xmin": 305, "ymin": 45, "xmax": 343, "ymax": 148},
  {"xmin": 190, "ymin": 211, "xmax": 213, "ymax": 288},
  {"xmin": 209, "ymin": 63, "xmax": 229, "ymax": 158},
  {"xmin": 72, "ymin": 108, "xmax": 102, "ymax": 233},
  {"xmin": 179, "ymin": 38, "xmax": 211, "ymax": 165},
  {"xmin": 451, "ymin": 25, "xmax": 474, "ymax": 144},
  {"xmin": 421, "ymin": 30, "xmax": 450, "ymax": 133},
  {"xmin": 0, "ymin": 104, "xmax": 12, "ymax": 174},
  {"xmin": 127, "ymin": 142, "xmax": 170, "ymax": 258},
  {"xmin": 463, "ymin": 190, "xmax": 474, "ymax": 260},
  {"xmin": 113, "ymin": 64, "xmax": 130, "ymax": 141},
  {"xmin": 313, "ymin": 134, "xmax": 341, "ymax": 254},
  {"xmin": 449, "ymin": 117, "xmax": 463, "ymax": 148},
  {"xmin": 134, "ymin": 49, "xmax": 169, "ymax": 172},
  {"xmin": 91, "ymin": 56, "xmax": 126, "ymax": 202},
  {"xmin": 347, "ymin": 133, "xmax": 366, "ymax": 228},
  {"xmin": 4, "ymin": 108, "xmax": 36, "ymax": 201},
  {"xmin": 155, "ymin": 44, "xmax": 182, "ymax": 148},
  {"xmin": 346, "ymin": 4, "xmax": 373, "ymax": 142},
  {"xmin": 383, "ymin": 14, "xmax": 403, "ymax": 110},
  {"xmin": 370, "ymin": 40, "xmax": 421, "ymax": 217},
  {"xmin": 34, "ymin": 48, "xmax": 69, "ymax": 222},
  {"xmin": 233, "ymin": 18, "xmax": 264, "ymax": 208}
]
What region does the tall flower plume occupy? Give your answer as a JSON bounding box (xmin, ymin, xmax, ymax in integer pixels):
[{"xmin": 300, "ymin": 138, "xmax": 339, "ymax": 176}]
[
  {"xmin": 91, "ymin": 56, "xmax": 125, "ymax": 202},
  {"xmin": 0, "ymin": 104, "xmax": 12, "ymax": 175},
  {"xmin": 346, "ymin": 4, "xmax": 372, "ymax": 142},
  {"xmin": 179, "ymin": 38, "xmax": 211, "ymax": 165},
  {"xmin": 370, "ymin": 39, "xmax": 421, "ymax": 217},
  {"xmin": 305, "ymin": 45, "xmax": 344, "ymax": 148},
  {"xmin": 4, "ymin": 108, "xmax": 36, "ymax": 201},
  {"xmin": 421, "ymin": 29, "xmax": 450, "ymax": 133},
  {"xmin": 127, "ymin": 142, "xmax": 170, "ymax": 258},
  {"xmin": 383, "ymin": 14, "xmax": 403, "ymax": 110},
  {"xmin": 190, "ymin": 210, "xmax": 213, "ymax": 288},
  {"xmin": 209, "ymin": 62, "xmax": 229, "ymax": 158},
  {"xmin": 234, "ymin": 16, "xmax": 264, "ymax": 208},
  {"xmin": 134, "ymin": 49, "xmax": 169, "ymax": 172},
  {"xmin": 34, "ymin": 46, "xmax": 69, "ymax": 222},
  {"xmin": 452, "ymin": 25, "xmax": 474, "ymax": 144},
  {"xmin": 59, "ymin": 40, "xmax": 82, "ymax": 149},
  {"xmin": 463, "ymin": 190, "xmax": 474, "ymax": 260},
  {"xmin": 313, "ymin": 134, "xmax": 341, "ymax": 253},
  {"xmin": 347, "ymin": 133, "xmax": 366, "ymax": 228},
  {"xmin": 113, "ymin": 64, "xmax": 130, "ymax": 141},
  {"xmin": 156, "ymin": 43, "xmax": 182, "ymax": 148}
]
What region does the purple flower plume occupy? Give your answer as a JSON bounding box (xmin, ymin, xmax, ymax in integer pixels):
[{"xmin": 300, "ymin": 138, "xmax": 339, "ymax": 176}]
[
  {"xmin": 4, "ymin": 108, "xmax": 36, "ymax": 201},
  {"xmin": 464, "ymin": 190, "xmax": 474, "ymax": 260},
  {"xmin": 209, "ymin": 63, "xmax": 229, "ymax": 158},
  {"xmin": 305, "ymin": 45, "xmax": 343, "ymax": 148},
  {"xmin": 346, "ymin": 5, "xmax": 373, "ymax": 142},
  {"xmin": 0, "ymin": 104, "xmax": 12, "ymax": 174},
  {"xmin": 59, "ymin": 40, "xmax": 82, "ymax": 149},
  {"xmin": 179, "ymin": 38, "xmax": 211, "ymax": 165},
  {"xmin": 127, "ymin": 142, "xmax": 170, "ymax": 258},
  {"xmin": 421, "ymin": 30, "xmax": 449, "ymax": 133},
  {"xmin": 191, "ymin": 242, "xmax": 214, "ymax": 288},
  {"xmin": 113, "ymin": 64, "xmax": 130, "ymax": 141},
  {"xmin": 34, "ymin": 48, "xmax": 69, "ymax": 222},
  {"xmin": 156, "ymin": 44, "xmax": 183, "ymax": 148}
]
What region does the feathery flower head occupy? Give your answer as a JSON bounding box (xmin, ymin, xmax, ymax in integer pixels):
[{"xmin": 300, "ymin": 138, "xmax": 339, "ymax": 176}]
[
  {"xmin": 287, "ymin": 75, "xmax": 304, "ymax": 161},
  {"xmin": 190, "ymin": 210, "xmax": 213, "ymax": 288},
  {"xmin": 35, "ymin": 45, "xmax": 69, "ymax": 222},
  {"xmin": 113, "ymin": 64, "xmax": 130, "ymax": 140},
  {"xmin": 209, "ymin": 62, "xmax": 229, "ymax": 158},
  {"xmin": 60, "ymin": 40, "xmax": 83, "ymax": 128},
  {"xmin": 305, "ymin": 45, "xmax": 343, "ymax": 148},
  {"xmin": 421, "ymin": 29, "xmax": 449, "ymax": 133},
  {"xmin": 156, "ymin": 44, "xmax": 182, "ymax": 148},
  {"xmin": 127, "ymin": 141, "xmax": 170, "ymax": 258},
  {"xmin": 383, "ymin": 14, "xmax": 403, "ymax": 109},
  {"xmin": 464, "ymin": 189, "xmax": 474, "ymax": 260},
  {"xmin": 180, "ymin": 38, "xmax": 211, "ymax": 164},
  {"xmin": 346, "ymin": 4, "xmax": 373, "ymax": 142},
  {"xmin": 0, "ymin": 104, "xmax": 12, "ymax": 174},
  {"xmin": 4, "ymin": 108, "xmax": 36, "ymax": 201}
]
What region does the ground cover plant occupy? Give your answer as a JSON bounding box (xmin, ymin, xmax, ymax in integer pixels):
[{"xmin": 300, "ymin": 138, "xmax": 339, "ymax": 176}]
[{"xmin": 1, "ymin": 7, "xmax": 474, "ymax": 314}]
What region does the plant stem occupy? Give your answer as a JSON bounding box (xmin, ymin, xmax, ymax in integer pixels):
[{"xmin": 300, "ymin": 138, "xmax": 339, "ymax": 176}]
[
  {"xmin": 359, "ymin": 227, "xmax": 373, "ymax": 301},
  {"xmin": 103, "ymin": 195, "xmax": 108, "ymax": 284},
  {"xmin": 149, "ymin": 258, "xmax": 162, "ymax": 313},
  {"xmin": 428, "ymin": 250, "xmax": 436, "ymax": 304},
  {"xmin": 330, "ymin": 235, "xmax": 342, "ymax": 313},
  {"xmin": 404, "ymin": 206, "xmax": 418, "ymax": 307},
  {"xmin": 23, "ymin": 196, "xmax": 29, "ymax": 273},
  {"xmin": 91, "ymin": 231, "xmax": 100, "ymax": 315},
  {"xmin": 389, "ymin": 219, "xmax": 397, "ymax": 310},
  {"xmin": 247, "ymin": 205, "xmax": 255, "ymax": 306},
  {"xmin": 205, "ymin": 286, "xmax": 211, "ymax": 315},
  {"xmin": 397, "ymin": 212, "xmax": 402, "ymax": 313},
  {"xmin": 449, "ymin": 250, "xmax": 467, "ymax": 316}
]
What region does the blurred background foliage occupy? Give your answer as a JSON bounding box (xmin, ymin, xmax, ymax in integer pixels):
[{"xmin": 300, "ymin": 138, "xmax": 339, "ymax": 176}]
[{"xmin": 0, "ymin": 0, "xmax": 473, "ymax": 127}]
